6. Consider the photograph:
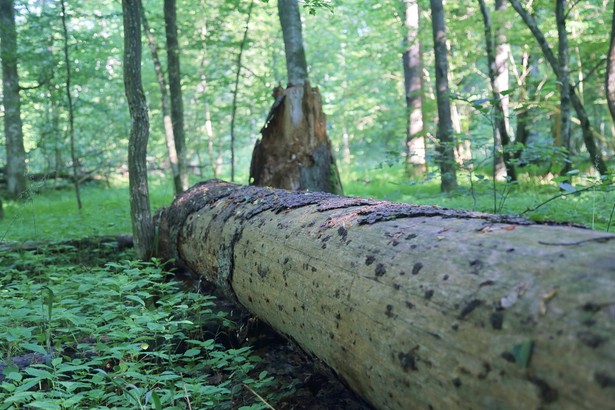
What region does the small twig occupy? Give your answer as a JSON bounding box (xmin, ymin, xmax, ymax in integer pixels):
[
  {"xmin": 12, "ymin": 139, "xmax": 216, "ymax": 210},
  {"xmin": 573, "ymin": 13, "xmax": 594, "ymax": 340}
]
[
  {"xmin": 538, "ymin": 236, "xmax": 615, "ymax": 246},
  {"xmin": 243, "ymin": 383, "xmax": 276, "ymax": 410},
  {"xmin": 183, "ymin": 382, "xmax": 193, "ymax": 410},
  {"xmin": 607, "ymin": 202, "xmax": 615, "ymax": 233},
  {"xmin": 522, "ymin": 184, "xmax": 601, "ymax": 214}
]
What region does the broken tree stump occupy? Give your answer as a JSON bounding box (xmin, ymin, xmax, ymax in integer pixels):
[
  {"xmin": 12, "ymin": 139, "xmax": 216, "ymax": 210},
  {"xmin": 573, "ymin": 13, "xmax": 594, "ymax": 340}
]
[{"xmin": 155, "ymin": 179, "xmax": 615, "ymax": 410}]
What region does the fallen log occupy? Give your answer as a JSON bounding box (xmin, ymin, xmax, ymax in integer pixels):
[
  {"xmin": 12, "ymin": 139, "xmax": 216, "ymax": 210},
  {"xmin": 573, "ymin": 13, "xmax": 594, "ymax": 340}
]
[{"xmin": 155, "ymin": 179, "xmax": 615, "ymax": 410}]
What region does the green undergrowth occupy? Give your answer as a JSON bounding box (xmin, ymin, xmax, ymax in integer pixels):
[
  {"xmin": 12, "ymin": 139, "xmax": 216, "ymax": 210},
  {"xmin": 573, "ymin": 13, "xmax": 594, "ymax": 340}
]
[
  {"xmin": 1, "ymin": 166, "xmax": 613, "ymax": 245},
  {"xmin": 0, "ymin": 248, "xmax": 290, "ymax": 409},
  {"xmin": 0, "ymin": 178, "xmax": 174, "ymax": 243},
  {"xmin": 344, "ymin": 164, "xmax": 615, "ymax": 232}
]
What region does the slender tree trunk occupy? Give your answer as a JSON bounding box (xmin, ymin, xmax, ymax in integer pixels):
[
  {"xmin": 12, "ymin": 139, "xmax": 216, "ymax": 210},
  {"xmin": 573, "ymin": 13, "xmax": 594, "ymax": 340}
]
[
  {"xmin": 0, "ymin": 0, "xmax": 27, "ymax": 200},
  {"xmin": 508, "ymin": 0, "xmax": 608, "ymax": 176},
  {"xmin": 606, "ymin": 0, "xmax": 615, "ymax": 124},
  {"xmin": 140, "ymin": 2, "xmax": 181, "ymax": 194},
  {"xmin": 277, "ymin": 0, "xmax": 308, "ymax": 86},
  {"xmin": 60, "ymin": 0, "xmax": 82, "ymax": 209},
  {"xmin": 164, "ymin": 0, "xmax": 188, "ymax": 192},
  {"xmin": 514, "ymin": 51, "xmax": 538, "ymax": 164},
  {"xmin": 429, "ymin": 0, "xmax": 457, "ymax": 192},
  {"xmin": 403, "ymin": 0, "xmax": 426, "ymax": 177},
  {"xmin": 230, "ymin": 0, "xmax": 254, "ymax": 182},
  {"xmin": 556, "ymin": 0, "xmax": 572, "ymax": 177},
  {"xmin": 478, "ymin": 0, "xmax": 517, "ymax": 182},
  {"xmin": 122, "ymin": 0, "xmax": 154, "ymax": 260}
]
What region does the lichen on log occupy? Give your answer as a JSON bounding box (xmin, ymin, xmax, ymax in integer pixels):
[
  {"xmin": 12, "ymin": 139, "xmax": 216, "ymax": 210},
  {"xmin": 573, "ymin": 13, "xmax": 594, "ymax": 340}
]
[{"xmin": 155, "ymin": 179, "xmax": 615, "ymax": 410}]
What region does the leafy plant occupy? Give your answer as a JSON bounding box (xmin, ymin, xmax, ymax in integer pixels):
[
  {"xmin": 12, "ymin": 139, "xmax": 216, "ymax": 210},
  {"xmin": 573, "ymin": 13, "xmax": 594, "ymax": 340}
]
[{"xmin": 0, "ymin": 252, "xmax": 285, "ymax": 409}]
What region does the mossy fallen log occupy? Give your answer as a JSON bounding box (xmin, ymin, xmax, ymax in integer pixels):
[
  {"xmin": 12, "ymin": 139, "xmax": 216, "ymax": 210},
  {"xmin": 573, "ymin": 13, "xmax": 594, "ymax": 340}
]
[{"xmin": 155, "ymin": 179, "xmax": 615, "ymax": 410}]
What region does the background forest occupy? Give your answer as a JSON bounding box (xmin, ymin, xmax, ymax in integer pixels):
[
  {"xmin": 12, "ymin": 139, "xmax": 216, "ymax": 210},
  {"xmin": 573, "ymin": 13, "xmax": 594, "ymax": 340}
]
[{"xmin": 1, "ymin": 0, "xmax": 614, "ymax": 238}]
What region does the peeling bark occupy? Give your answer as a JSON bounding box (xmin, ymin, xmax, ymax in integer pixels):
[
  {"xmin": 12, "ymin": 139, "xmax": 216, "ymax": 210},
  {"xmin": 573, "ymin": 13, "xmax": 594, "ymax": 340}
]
[{"xmin": 156, "ymin": 180, "xmax": 615, "ymax": 410}]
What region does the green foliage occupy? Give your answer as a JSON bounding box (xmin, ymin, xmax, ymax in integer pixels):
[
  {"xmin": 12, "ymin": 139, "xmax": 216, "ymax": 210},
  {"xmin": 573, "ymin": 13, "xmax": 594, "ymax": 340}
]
[
  {"xmin": 344, "ymin": 164, "xmax": 615, "ymax": 232},
  {"xmin": 0, "ymin": 252, "xmax": 288, "ymax": 409}
]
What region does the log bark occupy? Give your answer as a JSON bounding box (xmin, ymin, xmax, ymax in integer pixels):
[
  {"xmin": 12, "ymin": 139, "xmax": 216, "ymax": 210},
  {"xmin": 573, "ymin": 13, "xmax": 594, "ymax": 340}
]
[{"xmin": 155, "ymin": 180, "xmax": 615, "ymax": 410}]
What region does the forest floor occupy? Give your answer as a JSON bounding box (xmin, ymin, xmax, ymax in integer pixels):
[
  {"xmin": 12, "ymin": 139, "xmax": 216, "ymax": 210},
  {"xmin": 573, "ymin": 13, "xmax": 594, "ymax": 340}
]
[{"xmin": 0, "ymin": 237, "xmax": 372, "ymax": 409}]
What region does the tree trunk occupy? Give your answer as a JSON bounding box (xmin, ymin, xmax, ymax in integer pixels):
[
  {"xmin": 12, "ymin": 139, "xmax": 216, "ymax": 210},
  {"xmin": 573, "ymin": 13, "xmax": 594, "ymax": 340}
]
[
  {"xmin": 60, "ymin": 0, "xmax": 82, "ymax": 209},
  {"xmin": 251, "ymin": 0, "xmax": 342, "ymax": 194},
  {"xmin": 606, "ymin": 0, "xmax": 615, "ymax": 124},
  {"xmin": 156, "ymin": 180, "xmax": 615, "ymax": 410},
  {"xmin": 556, "ymin": 0, "xmax": 572, "ymax": 177},
  {"xmin": 164, "ymin": 0, "xmax": 188, "ymax": 192},
  {"xmin": 403, "ymin": 0, "xmax": 427, "ymax": 178},
  {"xmin": 278, "ymin": 0, "xmax": 308, "ymax": 86},
  {"xmin": 0, "ymin": 0, "xmax": 27, "ymax": 200},
  {"xmin": 140, "ymin": 2, "xmax": 181, "ymax": 195},
  {"xmin": 478, "ymin": 0, "xmax": 517, "ymax": 182},
  {"xmin": 122, "ymin": 0, "xmax": 154, "ymax": 260},
  {"xmin": 230, "ymin": 0, "xmax": 254, "ymax": 182},
  {"xmin": 508, "ymin": 0, "xmax": 608, "ymax": 176},
  {"xmin": 429, "ymin": 0, "xmax": 458, "ymax": 192}
]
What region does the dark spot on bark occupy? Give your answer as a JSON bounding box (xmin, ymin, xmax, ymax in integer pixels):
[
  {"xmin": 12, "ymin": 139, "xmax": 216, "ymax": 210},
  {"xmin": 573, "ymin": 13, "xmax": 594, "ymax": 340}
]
[
  {"xmin": 452, "ymin": 378, "xmax": 461, "ymax": 387},
  {"xmin": 458, "ymin": 299, "xmax": 483, "ymax": 319},
  {"xmin": 248, "ymin": 296, "xmax": 253, "ymax": 303},
  {"xmin": 410, "ymin": 244, "xmax": 417, "ymax": 249},
  {"xmin": 405, "ymin": 301, "xmax": 415, "ymax": 309},
  {"xmin": 365, "ymin": 255, "xmax": 376, "ymax": 266},
  {"xmin": 507, "ymin": 248, "xmax": 515, "ymax": 252},
  {"xmin": 277, "ymin": 304, "xmax": 284, "ymax": 311},
  {"xmin": 329, "ymin": 333, "xmax": 335, "ymax": 340},
  {"xmin": 528, "ymin": 376, "xmax": 558, "ymax": 403},
  {"xmin": 479, "ymin": 280, "xmax": 494, "ymax": 287},
  {"xmin": 322, "ymin": 235, "xmax": 332, "ymax": 242},
  {"xmin": 265, "ymin": 298, "xmax": 270, "ymax": 303},
  {"xmin": 595, "ymin": 372, "xmax": 615, "ymax": 388},
  {"xmin": 257, "ymin": 265, "xmax": 268, "ymax": 278},
  {"xmin": 452, "ymin": 324, "xmax": 459, "ymax": 331},
  {"xmin": 424, "ymin": 289, "xmax": 434, "ymax": 299},
  {"xmin": 582, "ymin": 302, "xmax": 602, "ymax": 312},
  {"xmin": 490, "ymin": 311, "xmax": 504, "ymax": 330},
  {"xmin": 412, "ymin": 262, "xmax": 423, "ymax": 275},
  {"xmin": 577, "ymin": 331, "xmax": 607, "ymax": 348},
  {"xmin": 293, "ymin": 307, "xmax": 296, "ymax": 312},
  {"xmin": 312, "ymin": 266, "xmax": 317, "ymax": 272},
  {"xmin": 469, "ymin": 259, "xmax": 483, "ymax": 274},
  {"xmin": 283, "ymin": 257, "xmax": 290, "ymax": 264},
  {"xmin": 301, "ymin": 304, "xmax": 306, "ymax": 310},
  {"xmin": 322, "ymin": 244, "xmax": 327, "ymax": 249},
  {"xmin": 428, "ymin": 332, "xmax": 441, "ymax": 340},
  {"xmin": 307, "ymin": 221, "xmax": 315, "ymax": 227},
  {"xmin": 406, "ymin": 233, "xmax": 417, "ymax": 240},
  {"xmin": 337, "ymin": 226, "xmax": 348, "ymax": 239},
  {"xmin": 392, "ymin": 240, "xmax": 400, "ymax": 246},
  {"xmin": 335, "ymin": 313, "xmax": 341, "ymax": 320},
  {"xmin": 334, "ymin": 289, "xmax": 340, "ymax": 298},
  {"xmin": 398, "ymin": 352, "xmax": 417, "ymax": 371},
  {"xmin": 399, "ymin": 271, "xmax": 406, "ymax": 276},
  {"xmin": 442, "ymin": 274, "xmax": 449, "ymax": 281},
  {"xmin": 385, "ymin": 304, "xmax": 395, "ymax": 318},
  {"xmin": 478, "ymin": 362, "xmax": 491, "ymax": 380},
  {"xmin": 393, "ymin": 283, "xmax": 401, "ymax": 290},
  {"xmin": 501, "ymin": 352, "xmax": 515, "ymax": 363},
  {"xmin": 375, "ymin": 263, "xmax": 386, "ymax": 277}
]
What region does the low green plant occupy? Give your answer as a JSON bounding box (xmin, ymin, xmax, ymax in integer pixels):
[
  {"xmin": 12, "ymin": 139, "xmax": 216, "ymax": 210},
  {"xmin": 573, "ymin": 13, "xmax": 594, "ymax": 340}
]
[{"xmin": 0, "ymin": 252, "xmax": 286, "ymax": 409}]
